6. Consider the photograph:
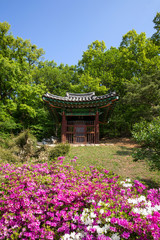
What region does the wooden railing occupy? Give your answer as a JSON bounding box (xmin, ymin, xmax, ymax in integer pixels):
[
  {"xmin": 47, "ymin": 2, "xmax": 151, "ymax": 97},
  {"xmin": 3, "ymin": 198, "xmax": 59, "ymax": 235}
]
[{"xmin": 66, "ymin": 133, "xmax": 73, "ymax": 143}]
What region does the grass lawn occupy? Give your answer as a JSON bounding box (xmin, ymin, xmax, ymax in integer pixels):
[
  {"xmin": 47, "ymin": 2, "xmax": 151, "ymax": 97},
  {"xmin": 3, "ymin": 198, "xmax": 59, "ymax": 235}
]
[{"xmin": 64, "ymin": 142, "xmax": 160, "ymax": 189}]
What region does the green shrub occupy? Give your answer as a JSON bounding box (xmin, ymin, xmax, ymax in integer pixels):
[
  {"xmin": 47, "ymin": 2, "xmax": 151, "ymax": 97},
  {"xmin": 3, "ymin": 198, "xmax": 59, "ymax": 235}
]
[
  {"xmin": 34, "ymin": 145, "xmax": 47, "ymax": 157},
  {"xmin": 0, "ymin": 147, "xmax": 18, "ymax": 163},
  {"xmin": 14, "ymin": 130, "xmax": 37, "ymax": 149},
  {"xmin": 0, "ymin": 138, "xmax": 6, "ymax": 148},
  {"xmin": 0, "ymin": 130, "xmax": 38, "ymax": 163},
  {"xmin": 0, "ymin": 131, "xmax": 70, "ymax": 163},
  {"xmin": 49, "ymin": 143, "xmax": 70, "ymax": 160},
  {"xmin": 32, "ymin": 145, "xmax": 49, "ymax": 162},
  {"xmin": 132, "ymin": 117, "xmax": 160, "ymax": 170},
  {"xmin": 12, "ymin": 130, "xmax": 37, "ymax": 160},
  {"xmin": 0, "ymin": 133, "xmax": 15, "ymax": 149}
]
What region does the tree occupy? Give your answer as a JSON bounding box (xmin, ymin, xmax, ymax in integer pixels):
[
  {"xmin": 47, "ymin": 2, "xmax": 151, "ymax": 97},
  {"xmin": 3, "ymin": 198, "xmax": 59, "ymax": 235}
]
[
  {"xmin": 32, "ymin": 60, "xmax": 74, "ymax": 96},
  {"xmin": 0, "ymin": 22, "xmax": 45, "ymax": 137},
  {"xmin": 119, "ymin": 30, "xmax": 160, "ymax": 83},
  {"xmin": 70, "ymin": 73, "xmax": 108, "ymax": 95},
  {"xmin": 124, "ymin": 71, "xmax": 160, "ymax": 120},
  {"xmin": 132, "ymin": 117, "xmax": 160, "ymax": 171},
  {"xmin": 104, "ymin": 29, "xmax": 160, "ymax": 136},
  {"xmin": 78, "ymin": 40, "xmax": 106, "ymax": 77},
  {"xmin": 151, "ymin": 12, "xmax": 160, "ymax": 46}
]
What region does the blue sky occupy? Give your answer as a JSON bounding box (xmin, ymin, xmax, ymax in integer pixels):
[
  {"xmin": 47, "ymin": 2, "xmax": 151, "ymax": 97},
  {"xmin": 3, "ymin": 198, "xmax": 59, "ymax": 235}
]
[{"xmin": 0, "ymin": 0, "xmax": 160, "ymax": 66}]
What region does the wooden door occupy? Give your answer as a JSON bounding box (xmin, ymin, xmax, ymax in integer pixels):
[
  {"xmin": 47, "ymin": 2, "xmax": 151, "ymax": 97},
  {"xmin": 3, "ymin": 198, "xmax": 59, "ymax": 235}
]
[{"xmin": 74, "ymin": 125, "xmax": 86, "ymax": 143}]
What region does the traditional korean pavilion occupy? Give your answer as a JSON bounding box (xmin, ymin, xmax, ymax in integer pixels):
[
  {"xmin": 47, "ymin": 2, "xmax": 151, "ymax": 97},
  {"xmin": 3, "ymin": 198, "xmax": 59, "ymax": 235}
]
[{"xmin": 42, "ymin": 92, "xmax": 118, "ymax": 144}]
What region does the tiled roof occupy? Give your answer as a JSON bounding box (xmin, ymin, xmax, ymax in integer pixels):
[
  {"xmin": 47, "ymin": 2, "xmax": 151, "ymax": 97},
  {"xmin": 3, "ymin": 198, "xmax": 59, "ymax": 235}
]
[{"xmin": 43, "ymin": 91, "xmax": 117, "ymax": 102}]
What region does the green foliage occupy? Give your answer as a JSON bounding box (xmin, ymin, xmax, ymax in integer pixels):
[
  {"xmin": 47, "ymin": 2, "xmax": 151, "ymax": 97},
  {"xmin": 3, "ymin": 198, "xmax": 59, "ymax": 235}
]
[
  {"xmin": 32, "ymin": 145, "xmax": 49, "ymax": 163},
  {"xmin": 0, "ymin": 130, "xmax": 38, "ymax": 163},
  {"xmin": 49, "ymin": 143, "xmax": 70, "ymax": 160},
  {"xmin": 70, "ymin": 73, "xmax": 108, "ymax": 95},
  {"xmin": 13, "ymin": 130, "xmax": 37, "ymax": 160},
  {"xmin": 14, "ymin": 130, "xmax": 37, "ymax": 149},
  {"xmin": 0, "ymin": 132, "xmax": 70, "ymax": 164},
  {"xmin": 132, "ymin": 117, "xmax": 160, "ymax": 170},
  {"xmin": 0, "ymin": 21, "xmax": 46, "ymax": 137},
  {"xmin": 119, "ymin": 30, "xmax": 160, "ymax": 81},
  {"xmin": 33, "ymin": 61, "xmax": 74, "ymax": 96},
  {"xmin": 0, "ymin": 137, "xmax": 10, "ymax": 149},
  {"xmin": 33, "ymin": 145, "xmax": 47, "ymax": 157},
  {"xmin": 151, "ymin": 12, "xmax": 160, "ymax": 46},
  {"xmin": 78, "ymin": 40, "xmax": 106, "ymax": 76},
  {"xmin": 0, "ymin": 147, "xmax": 18, "ymax": 163}
]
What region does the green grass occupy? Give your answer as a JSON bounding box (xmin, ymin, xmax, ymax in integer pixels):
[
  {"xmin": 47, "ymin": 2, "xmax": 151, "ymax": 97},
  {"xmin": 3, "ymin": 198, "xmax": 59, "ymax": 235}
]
[{"xmin": 64, "ymin": 145, "xmax": 160, "ymax": 189}]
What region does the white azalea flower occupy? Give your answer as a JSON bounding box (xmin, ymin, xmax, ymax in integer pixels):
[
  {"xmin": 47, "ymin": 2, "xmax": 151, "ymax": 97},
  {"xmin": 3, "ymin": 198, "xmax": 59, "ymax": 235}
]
[
  {"xmin": 111, "ymin": 233, "xmax": 120, "ymax": 240},
  {"xmin": 126, "ymin": 178, "xmax": 131, "ymax": 182},
  {"xmin": 96, "ymin": 226, "xmax": 105, "ymax": 235},
  {"xmin": 99, "ymin": 209, "xmax": 104, "ymax": 214},
  {"xmin": 128, "ymin": 198, "xmax": 138, "ymax": 204},
  {"xmin": 129, "ymin": 195, "xmax": 160, "ymax": 216},
  {"xmin": 104, "ymin": 224, "xmax": 110, "ymax": 231},
  {"xmin": 61, "ymin": 234, "xmax": 71, "ymax": 240},
  {"xmin": 97, "ymin": 200, "xmax": 110, "ymax": 207},
  {"xmin": 87, "ymin": 226, "xmax": 92, "ymax": 231},
  {"xmin": 120, "ymin": 179, "xmax": 132, "ymax": 188},
  {"xmin": 97, "ymin": 220, "xmax": 102, "ymax": 224},
  {"xmin": 105, "ymin": 217, "xmax": 111, "ymax": 222},
  {"xmin": 75, "ymin": 232, "xmax": 84, "ymax": 239},
  {"xmin": 70, "ymin": 232, "xmax": 76, "ymax": 238},
  {"xmin": 90, "ymin": 211, "xmax": 96, "ymax": 218},
  {"xmin": 138, "ymin": 195, "xmax": 146, "ymax": 202},
  {"xmin": 61, "ymin": 232, "xmax": 85, "ymax": 240},
  {"xmin": 97, "ymin": 200, "xmax": 103, "ymax": 206},
  {"xmin": 123, "ymin": 183, "xmax": 132, "ymax": 188},
  {"xmin": 128, "ymin": 195, "xmax": 147, "ymax": 205},
  {"xmin": 120, "ymin": 181, "xmax": 125, "ymax": 184},
  {"xmin": 92, "ymin": 225, "xmax": 105, "ymax": 235},
  {"xmin": 81, "ymin": 215, "xmax": 93, "ymax": 225},
  {"xmin": 154, "ymin": 204, "xmax": 160, "ymax": 211}
]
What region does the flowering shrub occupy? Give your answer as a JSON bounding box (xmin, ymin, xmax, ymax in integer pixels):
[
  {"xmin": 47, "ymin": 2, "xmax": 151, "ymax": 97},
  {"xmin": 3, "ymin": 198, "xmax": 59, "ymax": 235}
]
[{"xmin": 0, "ymin": 157, "xmax": 160, "ymax": 240}]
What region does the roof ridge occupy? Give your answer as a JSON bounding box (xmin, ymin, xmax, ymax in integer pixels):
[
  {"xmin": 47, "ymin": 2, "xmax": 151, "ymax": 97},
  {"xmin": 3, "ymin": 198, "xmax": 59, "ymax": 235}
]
[
  {"xmin": 43, "ymin": 91, "xmax": 118, "ymax": 102},
  {"xmin": 66, "ymin": 92, "xmax": 95, "ymax": 97}
]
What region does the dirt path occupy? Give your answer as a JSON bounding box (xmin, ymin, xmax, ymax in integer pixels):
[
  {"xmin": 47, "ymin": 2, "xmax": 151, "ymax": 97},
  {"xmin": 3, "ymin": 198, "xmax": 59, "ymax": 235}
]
[{"xmin": 100, "ymin": 137, "xmax": 139, "ymax": 148}]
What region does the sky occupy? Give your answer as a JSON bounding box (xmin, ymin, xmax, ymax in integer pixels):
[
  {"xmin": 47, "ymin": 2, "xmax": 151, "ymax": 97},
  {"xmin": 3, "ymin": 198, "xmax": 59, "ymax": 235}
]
[{"xmin": 0, "ymin": 0, "xmax": 160, "ymax": 66}]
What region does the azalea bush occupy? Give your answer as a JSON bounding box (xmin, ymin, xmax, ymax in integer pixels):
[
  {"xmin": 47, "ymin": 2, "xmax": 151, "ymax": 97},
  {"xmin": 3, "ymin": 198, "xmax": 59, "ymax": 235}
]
[{"xmin": 0, "ymin": 157, "xmax": 160, "ymax": 240}]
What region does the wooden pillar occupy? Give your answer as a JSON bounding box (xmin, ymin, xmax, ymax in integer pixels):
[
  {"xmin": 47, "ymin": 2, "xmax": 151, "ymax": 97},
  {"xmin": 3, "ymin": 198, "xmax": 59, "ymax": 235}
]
[
  {"xmin": 61, "ymin": 111, "xmax": 67, "ymax": 143},
  {"xmin": 95, "ymin": 111, "xmax": 99, "ymax": 143}
]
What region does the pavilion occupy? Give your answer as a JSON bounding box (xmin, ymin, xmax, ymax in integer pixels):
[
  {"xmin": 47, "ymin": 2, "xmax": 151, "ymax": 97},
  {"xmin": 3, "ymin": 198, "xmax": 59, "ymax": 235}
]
[{"xmin": 42, "ymin": 92, "xmax": 118, "ymax": 144}]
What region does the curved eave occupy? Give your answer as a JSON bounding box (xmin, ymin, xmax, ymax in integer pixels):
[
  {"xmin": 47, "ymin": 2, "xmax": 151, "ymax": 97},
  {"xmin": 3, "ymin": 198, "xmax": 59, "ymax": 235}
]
[{"xmin": 42, "ymin": 96, "xmax": 119, "ymax": 109}]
